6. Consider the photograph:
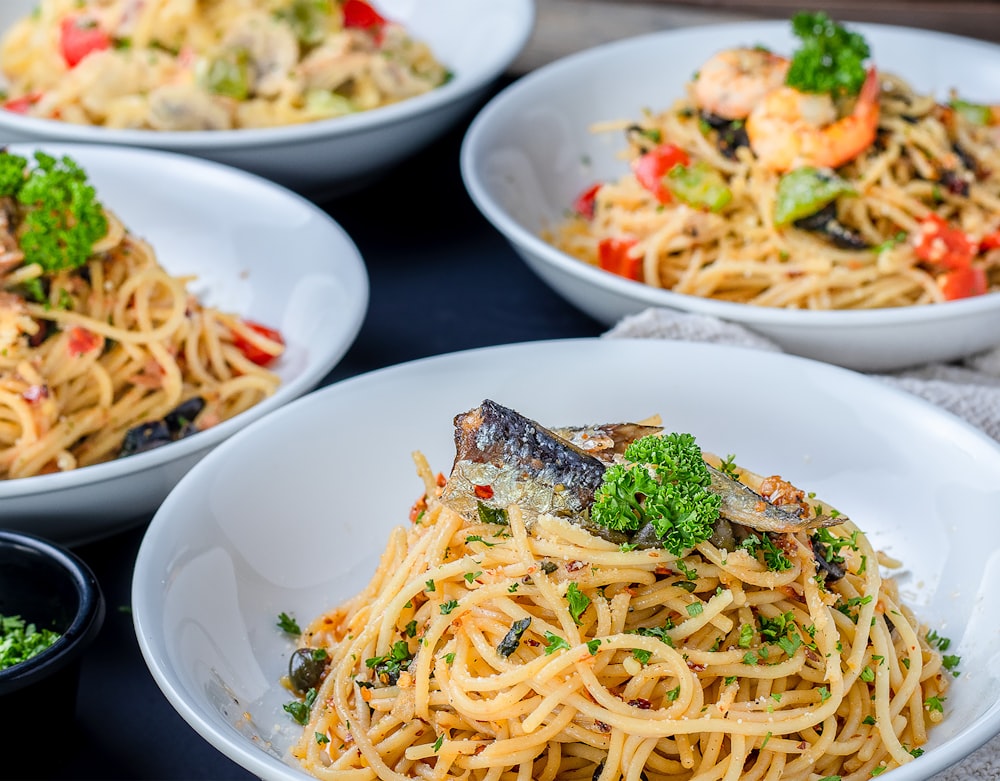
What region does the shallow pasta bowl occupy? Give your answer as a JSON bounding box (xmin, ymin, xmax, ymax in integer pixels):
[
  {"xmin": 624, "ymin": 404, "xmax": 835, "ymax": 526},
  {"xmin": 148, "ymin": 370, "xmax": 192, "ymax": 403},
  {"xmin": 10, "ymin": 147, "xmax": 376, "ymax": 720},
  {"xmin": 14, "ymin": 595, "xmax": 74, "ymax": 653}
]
[
  {"xmin": 0, "ymin": 143, "xmax": 369, "ymax": 545},
  {"xmin": 460, "ymin": 21, "xmax": 1000, "ymax": 371},
  {"xmin": 133, "ymin": 338, "xmax": 1000, "ymax": 780},
  {"xmin": 0, "ymin": 0, "xmax": 535, "ymax": 195}
]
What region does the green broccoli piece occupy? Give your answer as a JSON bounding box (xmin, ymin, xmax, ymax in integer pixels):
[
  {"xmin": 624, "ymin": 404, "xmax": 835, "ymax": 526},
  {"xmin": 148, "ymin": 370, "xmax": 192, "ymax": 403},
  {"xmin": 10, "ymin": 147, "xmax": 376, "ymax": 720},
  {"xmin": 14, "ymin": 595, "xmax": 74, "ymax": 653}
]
[
  {"xmin": 785, "ymin": 11, "xmax": 870, "ymax": 97},
  {"xmin": 0, "ymin": 150, "xmax": 107, "ymax": 274},
  {"xmin": 591, "ymin": 433, "xmax": 721, "ymax": 556}
]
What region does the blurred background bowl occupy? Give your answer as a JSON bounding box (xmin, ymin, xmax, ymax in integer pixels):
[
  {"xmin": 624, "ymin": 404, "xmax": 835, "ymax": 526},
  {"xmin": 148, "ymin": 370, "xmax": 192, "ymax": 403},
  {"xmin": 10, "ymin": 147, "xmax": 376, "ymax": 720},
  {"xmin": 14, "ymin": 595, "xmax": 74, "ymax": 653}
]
[
  {"xmin": 0, "ymin": 143, "xmax": 369, "ymax": 545},
  {"xmin": 460, "ymin": 21, "xmax": 1000, "ymax": 372},
  {"xmin": 0, "ymin": 0, "xmax": 535, "ymax": 196},
  {"xmin": 0, "ymin": 529, "xmax": 105, "ymax": 754}
]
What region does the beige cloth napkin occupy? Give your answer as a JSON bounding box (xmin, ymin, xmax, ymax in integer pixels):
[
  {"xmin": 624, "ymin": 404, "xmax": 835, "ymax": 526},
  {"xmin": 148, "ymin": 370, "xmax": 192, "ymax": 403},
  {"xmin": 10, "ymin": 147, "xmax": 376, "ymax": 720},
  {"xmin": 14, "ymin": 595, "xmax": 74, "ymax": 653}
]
[{"xmin": 603, "ymin": 307, "xmax": 1000, "ymax": 779}]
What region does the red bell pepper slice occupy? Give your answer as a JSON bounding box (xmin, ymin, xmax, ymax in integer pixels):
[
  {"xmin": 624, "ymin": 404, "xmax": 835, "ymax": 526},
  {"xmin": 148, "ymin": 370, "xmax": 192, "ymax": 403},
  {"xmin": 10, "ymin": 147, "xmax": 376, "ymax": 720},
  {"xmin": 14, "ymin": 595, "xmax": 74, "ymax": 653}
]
[
  {"xmin": 59, "ymin": 16, "xmax": 111, "ymax": 68},
  {"xmin": 938, "ymin": 265, "xmax": 987, "ymax": 301},
  {"xmin": 67, "ymin": 326, "xmax": 101, "ymax": 357},
  {"xmin": 573, "ymin": 183, "xmax": 602, "ymax": 220},
  {"xmin": 631, "ymin": 144, "xmax": 690, "ymax": 204},
  {"xmin": 598, "ymin": 238, "xmax": 641, "ymax": 281},
  {"xmin": 231, "ymin": 321, "xmax": 284, "ymax": 366},
  {"xmin": 3, "ymin": 92, "xmax": 42, "ymax": 114},
  {"xmin": 342, "ymin": 0, "xmax": 387, "ymax": 29},
  {"xmin": 980, "ymin": 231, "xmax": 1000, "ymax": 252},
  {"xmin": 913, "ymin": 214, "xmax": 976, "ymax": 270}
]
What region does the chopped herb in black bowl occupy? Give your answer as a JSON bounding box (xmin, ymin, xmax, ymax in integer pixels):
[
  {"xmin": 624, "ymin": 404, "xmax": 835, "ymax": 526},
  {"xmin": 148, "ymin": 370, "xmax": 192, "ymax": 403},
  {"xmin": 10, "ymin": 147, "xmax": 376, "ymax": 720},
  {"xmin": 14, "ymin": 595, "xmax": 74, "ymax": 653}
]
[{"xmin": 0, "ymin": 530, "xmax": 105, "ymax": 754}]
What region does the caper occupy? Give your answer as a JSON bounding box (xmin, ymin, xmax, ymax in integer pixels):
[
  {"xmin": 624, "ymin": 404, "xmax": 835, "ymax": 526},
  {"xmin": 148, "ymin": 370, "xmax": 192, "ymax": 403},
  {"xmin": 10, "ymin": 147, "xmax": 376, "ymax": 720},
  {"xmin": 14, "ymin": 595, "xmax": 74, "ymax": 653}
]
[{"xmin": 288, "ymin": 647, "xmax": 328, "ymax": 693}]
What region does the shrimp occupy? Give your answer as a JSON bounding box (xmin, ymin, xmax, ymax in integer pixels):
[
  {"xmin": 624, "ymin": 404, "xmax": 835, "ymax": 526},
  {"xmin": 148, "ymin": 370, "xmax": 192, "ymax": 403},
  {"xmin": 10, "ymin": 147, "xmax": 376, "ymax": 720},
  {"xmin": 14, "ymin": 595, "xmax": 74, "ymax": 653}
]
[
  {"xmin": 691, "ymin": 47, "xmax": 790, "ymax": 120},
  {"xmin": 745, "ymin": 67, "xmax": 881, "ymax": 171}
]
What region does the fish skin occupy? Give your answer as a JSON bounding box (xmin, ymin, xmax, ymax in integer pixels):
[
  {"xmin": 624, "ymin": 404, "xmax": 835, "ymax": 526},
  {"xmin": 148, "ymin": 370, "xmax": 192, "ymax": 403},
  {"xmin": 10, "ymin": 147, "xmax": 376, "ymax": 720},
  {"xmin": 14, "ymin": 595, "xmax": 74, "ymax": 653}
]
[
  {"xmin": 443, "ymin": 399, "xmax": 610, "ymax": 523},
  {"xmin": 707, "ymin": 463, "xmax": 845, "ymax": 533},
  {"xmin": 551, "ymin": 423, "xmax": 663, "ymax": 460}
]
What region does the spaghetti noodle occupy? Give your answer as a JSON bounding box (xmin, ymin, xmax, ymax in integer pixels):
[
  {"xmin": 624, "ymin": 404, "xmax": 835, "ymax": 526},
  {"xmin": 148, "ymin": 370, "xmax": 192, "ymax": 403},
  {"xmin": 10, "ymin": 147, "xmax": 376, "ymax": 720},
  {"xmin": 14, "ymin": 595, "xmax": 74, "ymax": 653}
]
[
  {"xmin": 0, "ymin": 0, "xmax": 449, "ymax": 130},
  {"xmin": 286, "ymin": 404, "xmax": 951, "ymax": 780},
  {"xmin": 0, "ymin": 151, "xmax": 283, "ymax": 479},
  {"xmin": 547, "ymin": 20, "xmax": 1000, "ymax": 310}
]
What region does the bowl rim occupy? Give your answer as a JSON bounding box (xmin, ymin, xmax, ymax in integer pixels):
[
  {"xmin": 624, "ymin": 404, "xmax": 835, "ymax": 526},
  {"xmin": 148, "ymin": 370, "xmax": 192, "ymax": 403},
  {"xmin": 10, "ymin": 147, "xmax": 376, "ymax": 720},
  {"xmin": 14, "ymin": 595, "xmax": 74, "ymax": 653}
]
[
  {"xmin": 0, "ymin": 529, "xmax": 105, "ymax": 692},
  {"xmin": 0, "ymin": 141, "xmax": 369, "ymax": 501},
  {"xmin": 0, "ymin": 0, "xmax": 537, "ymax": 150},
  {"xmin": 459, "ymin": 18, "xmax": 1000, "ymax": 331}
]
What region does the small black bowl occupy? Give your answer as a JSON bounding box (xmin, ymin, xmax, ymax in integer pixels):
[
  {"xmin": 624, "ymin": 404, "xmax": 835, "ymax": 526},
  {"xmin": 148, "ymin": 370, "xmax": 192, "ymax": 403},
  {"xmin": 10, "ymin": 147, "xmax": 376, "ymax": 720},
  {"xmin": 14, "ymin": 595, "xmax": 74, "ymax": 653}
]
[{"xmin": 0, "ymin": 530, "xmax": 105, "ymax": 753}]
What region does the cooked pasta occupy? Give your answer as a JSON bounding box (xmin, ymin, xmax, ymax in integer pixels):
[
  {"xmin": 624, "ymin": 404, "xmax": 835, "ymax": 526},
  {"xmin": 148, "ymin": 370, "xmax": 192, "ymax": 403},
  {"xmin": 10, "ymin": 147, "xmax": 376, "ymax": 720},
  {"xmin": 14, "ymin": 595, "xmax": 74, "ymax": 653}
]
[
  {"xmin": 547, "ymin": 19, "xmax": 1000, "ymax": 310},
  {"xmin": 0, "ymin": 0, "xmax": 449, "ymax": 130},
  {"xmin": 0, "ymin": 151, "xmax": 283, "ymax": 479},
  {"xmin": 286, "ymin": 402, "xmax": 951, "ymax": 781}
]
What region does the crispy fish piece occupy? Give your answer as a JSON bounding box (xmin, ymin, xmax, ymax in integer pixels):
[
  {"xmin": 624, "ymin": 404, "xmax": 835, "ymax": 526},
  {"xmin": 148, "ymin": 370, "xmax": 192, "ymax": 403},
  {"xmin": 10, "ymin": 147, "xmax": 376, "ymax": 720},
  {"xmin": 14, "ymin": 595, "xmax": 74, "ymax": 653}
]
[
  {"xmin": 708, "ymin": 463, "xmax": 845, "ymax": 533},
  {"xmin": 443, "ymin": 399, "xmax": 610, "ymax": 525},
  {"xmin": 443, "ymin": 400, "xmax": 660, "ymax": 544},
  {"xmin": 442, "ymin": 400, "xmax": 844, "ymax": 546},
  {"xmin": 551, "ymin": 423, "xmax": 663, "ymax": 460}
]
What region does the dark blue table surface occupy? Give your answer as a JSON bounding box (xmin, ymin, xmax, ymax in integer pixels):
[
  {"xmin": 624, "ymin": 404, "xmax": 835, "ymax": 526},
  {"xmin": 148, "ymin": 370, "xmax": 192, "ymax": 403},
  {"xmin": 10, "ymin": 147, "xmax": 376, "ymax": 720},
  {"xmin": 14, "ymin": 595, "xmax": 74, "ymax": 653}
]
[{"xmin": 27, "ymin": 86, "xmax": 604, "ymax": 781}]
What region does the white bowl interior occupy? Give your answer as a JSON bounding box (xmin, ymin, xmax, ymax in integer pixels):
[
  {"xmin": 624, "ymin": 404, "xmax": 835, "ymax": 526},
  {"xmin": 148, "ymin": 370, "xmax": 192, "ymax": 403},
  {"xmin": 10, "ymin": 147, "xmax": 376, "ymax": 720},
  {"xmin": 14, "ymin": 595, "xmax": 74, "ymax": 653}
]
[
  {"xmin": 0, "ymin": 143, "xmax": 369, "ymax": 543},
  {"xmin": 134, "ymin": 338, "xmax": 1000, "ymax": 781},
  {"xmin": 460, "ymin": 22, "xmax": 1000, "ymax": 371}
]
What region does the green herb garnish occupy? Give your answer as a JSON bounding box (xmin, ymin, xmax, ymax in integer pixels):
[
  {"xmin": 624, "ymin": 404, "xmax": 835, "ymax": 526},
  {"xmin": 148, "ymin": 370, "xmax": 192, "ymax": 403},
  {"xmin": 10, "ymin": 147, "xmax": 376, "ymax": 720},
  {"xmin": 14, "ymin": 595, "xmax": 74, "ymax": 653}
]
[
  {"xmin": 0, "ymin": 150, "xmax": 107, "ymax": 274},
  {"xmin": 785, "ymin": 11, "xmax": 870, "ymax": 96},
  {"xmin": 365, "ymin": 641, "xmax": 412, "ymax": 685},
  {"xmin": 276, "ymin": 612, "xmax": 301, "ymax": 634},
  {"xmin": 591, "ymin": 433, "xmax": 721, "ymax": 556},
  {"xmin": 543, "ymin": 632, "xmax": 571, "ymax": 655},
  {"xmin": 0, "ymin": 614, "xmax": 61, "ymax": 671},
  {"xmin": 565, "ymin": 583, "xmax": 591, "ymax": 625},
  {"xmin": 283, "ymin": 687, "xmax": 317, "ymax": 724}
]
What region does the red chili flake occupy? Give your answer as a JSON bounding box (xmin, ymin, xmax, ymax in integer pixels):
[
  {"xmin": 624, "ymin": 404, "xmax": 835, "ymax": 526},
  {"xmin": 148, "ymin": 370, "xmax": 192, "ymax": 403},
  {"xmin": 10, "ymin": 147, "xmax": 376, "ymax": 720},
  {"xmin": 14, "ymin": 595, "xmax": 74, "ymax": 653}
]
[
  {"xmin": 655, "ymin": 565, "xmax": 675, "ymax": 576},
  {"xmin": 572, "ymin": 183, "xmax": 602, "ymax": 219},
  {"xmin": 593, "ymin": 720, "xmax": 611, "ymax": 734},
  {"xmin": 473, "ymin": 484, "xmax": 494, "ymax": 499},
  {"xmin": 565, "ymin": 560, "xmax": 585, "ymax": 573},
  {"xmin": 66, "ymin": 326, "xmax": 100, "ymax": 357},
  {"xmin": 435, "ymin": 472, "xmax": 447, "ymax": 487},
  {"xmin": 628, "ymin": 698, "xmax": 653, "ymax": 710},
  {"xmin": 409, "ymin": 495, "xmax": 427, "ymax": 522},
  {"xmin": 342, "ymin": 0, "xmax": 386, "ymax": 29},
  {"xmin": 913, "ymin": 214, "xmax": 976, "ymax": 270},
  {"xmin": 22, "ymin": 385, "xmax": 49, "ymax": 403},
  {"xmin": 3, "ymin": 92, "xmax": 43, "ymax": 114},
  {"xmin": 687, "ymin": 661, "xmax": 707, "ymax": 672},
  {"xmin": 524, "ymin": 638, "xmax": 540, "ymax": 647}
]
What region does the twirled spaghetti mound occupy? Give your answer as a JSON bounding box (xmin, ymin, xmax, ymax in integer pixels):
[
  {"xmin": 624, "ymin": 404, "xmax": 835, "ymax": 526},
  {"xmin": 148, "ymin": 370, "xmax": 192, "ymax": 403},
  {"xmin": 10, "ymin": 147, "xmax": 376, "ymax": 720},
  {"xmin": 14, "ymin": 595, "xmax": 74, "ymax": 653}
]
[
  {"xmin": 285, "ymin": 401, "xmax": 952, "ymax": 781},
  {"xmin": 548, "ymin": 13, "xmax": 1000, "ymax": 309},
  {"xmin": 0, "ymin": 0, "xmax": 449, "ymax": 130},
  {"xmin": 0, "ymin": 150, "xmax": 283, "ymax": 478}
]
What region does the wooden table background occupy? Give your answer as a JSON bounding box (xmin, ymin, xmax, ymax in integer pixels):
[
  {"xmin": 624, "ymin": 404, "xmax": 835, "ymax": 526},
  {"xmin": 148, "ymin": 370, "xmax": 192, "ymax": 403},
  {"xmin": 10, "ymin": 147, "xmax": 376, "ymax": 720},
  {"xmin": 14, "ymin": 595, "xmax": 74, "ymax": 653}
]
[{"xmin": 513, "ymin": 0, "xmax": 1000, "ymax": 73}]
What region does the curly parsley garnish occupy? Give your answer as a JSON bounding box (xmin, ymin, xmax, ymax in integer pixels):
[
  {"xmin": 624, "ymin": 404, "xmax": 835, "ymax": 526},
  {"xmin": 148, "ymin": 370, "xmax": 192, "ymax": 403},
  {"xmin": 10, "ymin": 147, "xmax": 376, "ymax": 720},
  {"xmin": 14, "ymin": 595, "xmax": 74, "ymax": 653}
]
[
  {"xmin": 785, "ymin": 11, "xmax": 870, "ymax": 97},
  {"xmin": 591, "ymin": 433, "xmax": 721, "ymax": 556},
  {"xmin": 0, "ymin": 150, "xmax": 107, "ymax": 273}
]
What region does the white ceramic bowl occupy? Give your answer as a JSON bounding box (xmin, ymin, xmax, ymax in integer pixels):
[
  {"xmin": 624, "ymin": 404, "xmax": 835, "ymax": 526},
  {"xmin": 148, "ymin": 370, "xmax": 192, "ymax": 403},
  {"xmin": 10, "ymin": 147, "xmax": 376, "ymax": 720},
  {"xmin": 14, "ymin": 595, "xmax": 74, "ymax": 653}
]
[
  {"xmin": 461, "ymin": 21, "xmax": 1000, "ymax": 372},
  {"xmin": 0, "ymin": 0, "xmax": 535, "ymax": 196},
  {"xmin": 133, "ymin": 338, "xmax": 1000, "ymax": 781},
  {"xmin": 0, "ymin": 143, "xmax": 369, "ymax": 545}
]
